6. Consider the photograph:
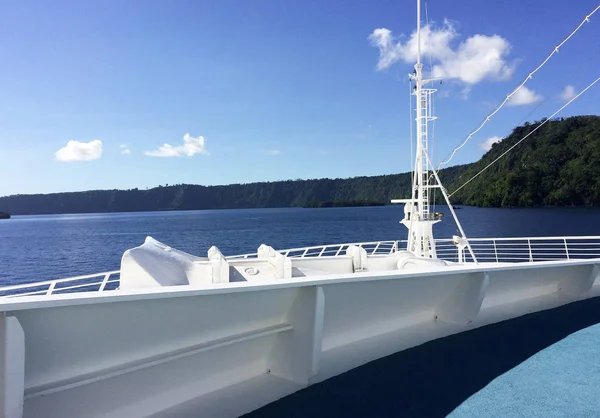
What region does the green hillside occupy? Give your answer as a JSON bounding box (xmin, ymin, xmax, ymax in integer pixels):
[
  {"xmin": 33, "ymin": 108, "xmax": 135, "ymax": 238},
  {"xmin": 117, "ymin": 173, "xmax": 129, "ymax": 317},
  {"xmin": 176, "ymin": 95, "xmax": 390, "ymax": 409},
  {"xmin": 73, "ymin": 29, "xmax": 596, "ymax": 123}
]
[
  {"xmin": 0, "ymin": 165, "xmax": 471, "ymax": 215},
  {"xmin": 451, "ymin": 115, "xmax": 600, "ymax": 206}
]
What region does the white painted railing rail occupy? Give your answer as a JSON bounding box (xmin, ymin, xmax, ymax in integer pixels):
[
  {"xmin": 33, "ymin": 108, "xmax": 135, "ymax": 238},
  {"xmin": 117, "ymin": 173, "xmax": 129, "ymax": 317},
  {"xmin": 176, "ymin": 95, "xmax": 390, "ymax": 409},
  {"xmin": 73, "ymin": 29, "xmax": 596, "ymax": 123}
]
[
  {"xmin": 229, "ymin": 240, "xmax": 402, "ymax": 259},
  {"xmin": 0, "ymin": 271, "xmax": 120, "ymax": 298},
  {"xmin": 3, "ymin": 236, "xmax": 600, "ymax": 298},
  {"xmin": 436, "ymin": 236, "xmax": 600, "ymax": 263}
]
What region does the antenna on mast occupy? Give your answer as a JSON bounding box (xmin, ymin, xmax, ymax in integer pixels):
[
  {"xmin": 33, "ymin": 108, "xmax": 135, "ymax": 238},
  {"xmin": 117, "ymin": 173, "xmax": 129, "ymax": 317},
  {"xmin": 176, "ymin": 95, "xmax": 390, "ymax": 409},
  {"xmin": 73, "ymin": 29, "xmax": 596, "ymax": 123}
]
[{"xmin": 416, "ymin": 0, "xmax": 421, "ymax": 65}]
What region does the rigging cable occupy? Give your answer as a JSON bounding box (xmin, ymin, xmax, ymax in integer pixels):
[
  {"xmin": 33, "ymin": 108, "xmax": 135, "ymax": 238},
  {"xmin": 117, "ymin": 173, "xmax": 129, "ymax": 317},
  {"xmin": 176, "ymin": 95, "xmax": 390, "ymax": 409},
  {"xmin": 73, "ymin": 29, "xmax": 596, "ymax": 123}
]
[
  {"xmin": 448, "ymin": 76, "xmax": 600, "ymax": 198},
  {"xmin": 437, "ymin": 3, "xmax": 600, "ymax": 169},
  {"xmin": 507, "ymin": 42, "xmax": 599, "ymax": 134}
]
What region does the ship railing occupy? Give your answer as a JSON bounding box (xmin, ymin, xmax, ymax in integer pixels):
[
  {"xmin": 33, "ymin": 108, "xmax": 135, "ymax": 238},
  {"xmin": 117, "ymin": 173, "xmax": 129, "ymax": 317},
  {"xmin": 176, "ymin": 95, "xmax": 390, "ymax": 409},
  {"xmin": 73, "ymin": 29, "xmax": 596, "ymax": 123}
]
[
  {"xmin": 3, "ymin": 236, "xmax": 600, "ymax": 298},
  {"xmin": 230, "ymin": 236, "xmax": 600, "ymax": 263},
  {"xmin": 0, "ymin": 271, "xmax": 120, "ymax": 298},
  {"xmin": 434, "ymin": 236, "xmax": 600, "ymax": 263},
  {"xmin": 228, "ymin": 240, "xmax": 403, "ymax": 259}
]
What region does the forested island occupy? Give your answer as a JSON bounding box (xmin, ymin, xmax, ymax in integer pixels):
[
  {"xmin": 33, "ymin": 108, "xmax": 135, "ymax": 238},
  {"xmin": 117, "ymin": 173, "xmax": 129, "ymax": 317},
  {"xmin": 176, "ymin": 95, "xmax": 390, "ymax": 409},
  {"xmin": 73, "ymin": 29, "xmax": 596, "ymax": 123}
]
[
  {"xmin": 0, "ymin": 164, "xmax": 470, "ymax": 215},
  {"xmin": 0, "ymin": 115, "xmax": 598, "ymax": 215},
  {"xmin": 452, "ymin": 115, "xmax": 600, "ymax": 206}
]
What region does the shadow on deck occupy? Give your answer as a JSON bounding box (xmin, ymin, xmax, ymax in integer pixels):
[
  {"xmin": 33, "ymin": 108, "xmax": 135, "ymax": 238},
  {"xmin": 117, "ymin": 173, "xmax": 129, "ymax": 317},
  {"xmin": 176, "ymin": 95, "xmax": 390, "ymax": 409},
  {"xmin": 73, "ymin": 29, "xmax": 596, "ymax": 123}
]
[{"xmin": 244, "ymin": 297, "xmax": 600, "ymax": 418}]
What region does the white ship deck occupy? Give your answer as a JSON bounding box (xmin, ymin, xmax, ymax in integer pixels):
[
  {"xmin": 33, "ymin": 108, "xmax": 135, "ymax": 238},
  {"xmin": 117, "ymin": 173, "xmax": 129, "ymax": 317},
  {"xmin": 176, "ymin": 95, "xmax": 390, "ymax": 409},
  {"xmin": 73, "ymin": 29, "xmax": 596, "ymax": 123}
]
[{"xmin": 449, "ymin": 319, "xmax": 600, "ymax": 417}]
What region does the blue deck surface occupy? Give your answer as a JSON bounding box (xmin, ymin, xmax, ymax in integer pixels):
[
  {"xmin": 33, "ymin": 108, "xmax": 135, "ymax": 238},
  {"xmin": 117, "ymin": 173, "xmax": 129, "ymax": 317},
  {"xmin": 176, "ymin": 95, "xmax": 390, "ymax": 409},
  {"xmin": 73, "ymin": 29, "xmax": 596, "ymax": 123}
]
[
  {"xmin": 245, "ymin": 297, "xmax": 600, "ymax": 418},
  {"xmin": 449, "ymin": 323, "xmax": 600, "ymax": 417}
]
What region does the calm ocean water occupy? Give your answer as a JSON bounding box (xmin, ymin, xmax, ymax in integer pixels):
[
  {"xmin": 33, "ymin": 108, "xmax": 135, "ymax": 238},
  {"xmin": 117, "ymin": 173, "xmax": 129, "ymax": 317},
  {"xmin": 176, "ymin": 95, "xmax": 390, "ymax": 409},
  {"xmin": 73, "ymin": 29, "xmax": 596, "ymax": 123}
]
[{"xmin": 2, "ymin": 205, "xmax": 600, "ymax": 286}]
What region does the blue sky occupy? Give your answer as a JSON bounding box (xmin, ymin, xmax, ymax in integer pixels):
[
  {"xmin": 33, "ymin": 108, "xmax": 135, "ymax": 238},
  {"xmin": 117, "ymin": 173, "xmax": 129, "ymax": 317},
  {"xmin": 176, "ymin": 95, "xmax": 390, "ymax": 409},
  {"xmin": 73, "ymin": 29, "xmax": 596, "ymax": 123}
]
[{"xmin": 1, "ymin": 0, "xmax": 599, "ymax": 196}]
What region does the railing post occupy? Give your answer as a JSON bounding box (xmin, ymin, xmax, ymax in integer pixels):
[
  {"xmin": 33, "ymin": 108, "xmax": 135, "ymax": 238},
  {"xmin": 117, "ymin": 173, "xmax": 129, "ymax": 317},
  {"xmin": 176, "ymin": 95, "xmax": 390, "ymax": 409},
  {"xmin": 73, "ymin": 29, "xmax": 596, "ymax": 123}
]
[
  {"xmin": 528, "ymin": 239, "xmax": 533, "ymax": 262},
  {"xmin": 493, "ymin": 240, "xmax": 499, "ymax": 263},
  {"xmin": 46, "ymin": 281, "xmax": 56, "ymax": 296},
  {"xmin": 99, "ymin": 273, "xmax": 111, "ymax": 291},
  {"xmin": 564, "ymin": 238, "xmax": 570, "ymax": 260},
  {"xmin": 372, "ymin": 242, "xmax": 381, "ymax": 255}
]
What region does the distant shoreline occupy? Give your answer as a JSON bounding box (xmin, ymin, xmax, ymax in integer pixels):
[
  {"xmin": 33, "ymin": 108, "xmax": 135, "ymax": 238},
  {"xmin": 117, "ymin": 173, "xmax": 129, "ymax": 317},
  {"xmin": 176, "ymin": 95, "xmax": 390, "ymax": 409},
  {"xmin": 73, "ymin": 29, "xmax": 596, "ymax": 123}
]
[
  {"xmin": 7, "ymin": 205, "xmax": 600, "ymax": 219},
  {"xmin": 303, "ymin": 200, "xmax": 386, "ymax": 208},
  {"xmin": 0, "ymin": 163, "xmax": 473, "ymax": 215}
]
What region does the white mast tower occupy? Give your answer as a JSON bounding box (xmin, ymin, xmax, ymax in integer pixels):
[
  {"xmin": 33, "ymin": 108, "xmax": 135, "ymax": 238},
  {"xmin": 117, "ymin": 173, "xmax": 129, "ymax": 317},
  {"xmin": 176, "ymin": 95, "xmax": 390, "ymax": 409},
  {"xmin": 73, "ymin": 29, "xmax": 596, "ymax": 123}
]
[{"xmin": 395, "ymin": 0, "xmax": 476, "ymax": 262}]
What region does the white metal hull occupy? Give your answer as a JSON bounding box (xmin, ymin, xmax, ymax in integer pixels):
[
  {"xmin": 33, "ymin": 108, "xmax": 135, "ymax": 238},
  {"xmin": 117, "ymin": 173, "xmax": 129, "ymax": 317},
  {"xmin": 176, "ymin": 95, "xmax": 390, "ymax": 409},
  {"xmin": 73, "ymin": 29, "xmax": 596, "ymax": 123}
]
[{"xmin": 1, "ymin": 259, "xmax": 599, "ymax": 418}]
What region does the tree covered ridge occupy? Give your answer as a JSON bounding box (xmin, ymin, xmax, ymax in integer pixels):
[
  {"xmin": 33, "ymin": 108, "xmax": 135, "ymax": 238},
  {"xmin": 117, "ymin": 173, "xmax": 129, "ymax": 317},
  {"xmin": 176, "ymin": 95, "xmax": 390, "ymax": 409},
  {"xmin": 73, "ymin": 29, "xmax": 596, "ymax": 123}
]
[
  {"xmin": 451, "ymin": 115, "xmax": 600, "ymax": 207},
  {"xmin": 0, "ymin": 164, "xmax": 471, "ymax": 215}
]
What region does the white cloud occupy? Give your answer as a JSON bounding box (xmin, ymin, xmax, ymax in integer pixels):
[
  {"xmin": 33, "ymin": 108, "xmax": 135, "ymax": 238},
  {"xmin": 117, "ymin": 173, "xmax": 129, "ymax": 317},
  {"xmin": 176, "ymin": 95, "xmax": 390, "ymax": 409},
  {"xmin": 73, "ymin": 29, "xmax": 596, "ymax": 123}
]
[
  {"xmin": 55, "ymin": 140, "xmax": 103, "ymax": 162},
  {"xmin": 481, "ymin": 136, "xmax": 503, "ymax": 151},
  {"xmin": 560, "ymin": 85, "xmax": 576, "ymax": 102},
  {"xmin": 368, "ymin": 20, "xmax": 514, "ymax": 85},
  {"xmin": 120, "ymin": 144, "xmax": 131, "ymax": 155},
  {"xmin": 145, "ymin": 134, "xmax": 207, "ymax": 157},
  {"xmin": 507, "ymin": 86, "xmax": 543, "ymax": 106},
  {"xmin": 262, "ymin": 149, "xmax": 280, "ymax": 156}
]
